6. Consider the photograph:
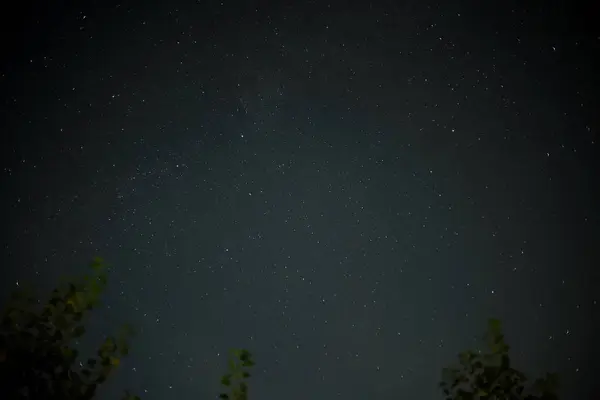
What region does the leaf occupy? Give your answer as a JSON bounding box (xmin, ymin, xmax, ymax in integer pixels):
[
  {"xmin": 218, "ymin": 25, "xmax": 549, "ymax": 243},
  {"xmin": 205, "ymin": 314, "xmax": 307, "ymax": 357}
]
[
  {"xmin": 456, "ymin": 388, "xmax": 474, "ymax": 400},
  {"xmin": 241, "ymin": 357, "xmax": 255, "ymax": 368},
  {"xmin": 221, "ymin": 374, "xmax": 232, "ymax": 386},
  {"xmin": 121, "ymin": 390, "xmax": 142, "ymax": 400},
  {"xmin": 239, "ymin": 349, "xmax": 251, "ymax": 362}
]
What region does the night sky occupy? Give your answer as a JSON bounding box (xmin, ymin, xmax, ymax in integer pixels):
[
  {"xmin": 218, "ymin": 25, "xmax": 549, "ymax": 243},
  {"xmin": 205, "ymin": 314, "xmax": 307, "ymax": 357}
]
[{"xmin": 1, "ymin": 1, "xmax": 599, "ymax": 399}]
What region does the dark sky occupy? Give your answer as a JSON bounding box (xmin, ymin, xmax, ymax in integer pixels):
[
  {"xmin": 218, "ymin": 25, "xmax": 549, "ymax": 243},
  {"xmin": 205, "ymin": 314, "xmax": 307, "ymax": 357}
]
[{"xmin": 1, "ymin": 1, "xmax": 599, "ymax": 399}]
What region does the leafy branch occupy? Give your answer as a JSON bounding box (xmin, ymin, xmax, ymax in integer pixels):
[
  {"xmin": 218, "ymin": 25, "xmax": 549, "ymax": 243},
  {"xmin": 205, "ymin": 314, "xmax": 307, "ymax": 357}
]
[{"xmin": 439, "ymin": 318, "xmax": 559, "ymax": 400}]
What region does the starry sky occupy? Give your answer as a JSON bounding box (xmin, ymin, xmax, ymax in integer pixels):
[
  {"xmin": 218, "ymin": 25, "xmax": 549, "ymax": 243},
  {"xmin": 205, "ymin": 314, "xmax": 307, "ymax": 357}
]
[{"xmin": 1, "ymin": 1, "xmax": 599, "ymax": 399}]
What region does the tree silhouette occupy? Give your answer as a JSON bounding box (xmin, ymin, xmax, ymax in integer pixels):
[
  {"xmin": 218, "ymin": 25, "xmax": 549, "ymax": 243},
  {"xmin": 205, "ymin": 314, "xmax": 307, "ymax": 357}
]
[
  {"xmin": 218, "ymin": 348, "xmax": 255, "ymax": 400},
  {"xmin": 1, "ymin": 257, "xmax": 559, "ymax": 400},
  {"xmin": 0, "ymin": 257, "xmax": 255, "ymax": 400},
  {"xmin": 439, "ymin": 318, "xmax": 559, "ymax": 400},
  {"xmin": 0, "ymin": 257, "xmax": 139, "ymax": 399}
]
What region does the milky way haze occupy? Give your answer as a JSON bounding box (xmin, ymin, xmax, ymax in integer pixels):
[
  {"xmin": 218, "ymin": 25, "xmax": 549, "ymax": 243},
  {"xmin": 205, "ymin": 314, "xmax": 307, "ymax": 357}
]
[{"xmin": 1, "ymin": 1, "xmax": 598, "ymax": 399}]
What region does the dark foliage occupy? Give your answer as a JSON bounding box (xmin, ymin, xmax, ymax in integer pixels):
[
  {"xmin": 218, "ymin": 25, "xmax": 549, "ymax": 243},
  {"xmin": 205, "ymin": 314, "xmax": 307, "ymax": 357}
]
[
  {"xmin": 439, "ymin": 318, "xmax": 559, "ymax": 400},
  {"xmin": 1, "ymin": 257, "xmax": 557, "ymax": 400}
]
